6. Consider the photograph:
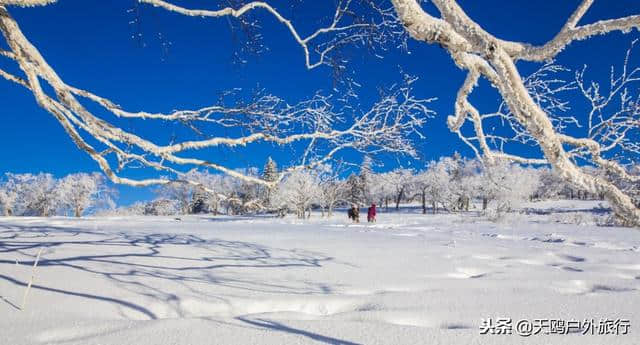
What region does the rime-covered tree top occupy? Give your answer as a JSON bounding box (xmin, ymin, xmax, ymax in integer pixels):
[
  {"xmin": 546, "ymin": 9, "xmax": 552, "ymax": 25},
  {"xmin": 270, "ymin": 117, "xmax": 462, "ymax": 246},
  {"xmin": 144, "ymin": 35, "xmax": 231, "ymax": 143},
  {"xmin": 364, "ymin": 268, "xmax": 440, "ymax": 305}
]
[{"xmin": 263, "ymin": 157, "xmax": 278, "ymax": 183}]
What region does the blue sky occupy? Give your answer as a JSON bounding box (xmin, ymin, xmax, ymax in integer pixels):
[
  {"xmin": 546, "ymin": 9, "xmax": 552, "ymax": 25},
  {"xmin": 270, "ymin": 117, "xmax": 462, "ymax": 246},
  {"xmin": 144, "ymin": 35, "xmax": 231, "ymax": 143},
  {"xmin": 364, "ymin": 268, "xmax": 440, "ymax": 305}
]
[{"xmin": 0, "ymin": 0, "xmax": 639, "ymax": 205}]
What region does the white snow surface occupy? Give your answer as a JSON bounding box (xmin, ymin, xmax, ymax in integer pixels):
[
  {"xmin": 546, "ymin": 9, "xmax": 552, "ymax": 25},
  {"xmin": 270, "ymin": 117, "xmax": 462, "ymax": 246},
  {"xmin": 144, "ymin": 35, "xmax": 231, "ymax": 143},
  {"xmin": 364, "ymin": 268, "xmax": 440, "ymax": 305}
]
[{"xmin": 1, "ymin": 201, "xmax": 639, "ymax": 345}]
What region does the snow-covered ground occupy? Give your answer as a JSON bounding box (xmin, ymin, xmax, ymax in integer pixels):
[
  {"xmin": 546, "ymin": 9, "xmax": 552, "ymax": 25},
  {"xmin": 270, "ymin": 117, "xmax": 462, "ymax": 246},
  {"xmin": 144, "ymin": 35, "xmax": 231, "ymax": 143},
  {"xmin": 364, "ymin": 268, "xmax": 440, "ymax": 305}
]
[{"xmin": 1, "ymin": 201, "xmax": 639, "ymax": 345}]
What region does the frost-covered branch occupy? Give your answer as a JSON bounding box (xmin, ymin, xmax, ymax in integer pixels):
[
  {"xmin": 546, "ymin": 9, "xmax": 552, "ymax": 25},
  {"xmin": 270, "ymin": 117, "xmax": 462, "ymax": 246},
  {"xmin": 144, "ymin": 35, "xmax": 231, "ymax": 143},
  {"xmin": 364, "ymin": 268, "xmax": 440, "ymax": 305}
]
[
  {"xmin": 0, "ymin": 4, "xmax": 427, "ymax": 190},
  {"xmin": 390, "ymin": 0, "xmax": 640, "ymax": 225},
  {"xmin": 0, "ymin": 0, "xmax": 55, "ymax": 6},
  {"xmin": 140, "ymin": 0, "xmax": 404, "ymax": 70},
  {"xmin": 515, "ymin": 0, "xmax": 640, "ymax": 61},
  {"xmin": 573, "ymin": 42, "xmax": 640, "ymax": 159}
]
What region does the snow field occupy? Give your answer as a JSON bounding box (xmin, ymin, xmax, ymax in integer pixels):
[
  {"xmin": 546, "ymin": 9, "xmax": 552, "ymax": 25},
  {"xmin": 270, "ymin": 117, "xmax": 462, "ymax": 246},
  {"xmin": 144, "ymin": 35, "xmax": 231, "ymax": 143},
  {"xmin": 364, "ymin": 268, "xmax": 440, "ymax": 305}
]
[{"xmin": 0, "ymin": 202, "xmax": 639, "ymax": 344}]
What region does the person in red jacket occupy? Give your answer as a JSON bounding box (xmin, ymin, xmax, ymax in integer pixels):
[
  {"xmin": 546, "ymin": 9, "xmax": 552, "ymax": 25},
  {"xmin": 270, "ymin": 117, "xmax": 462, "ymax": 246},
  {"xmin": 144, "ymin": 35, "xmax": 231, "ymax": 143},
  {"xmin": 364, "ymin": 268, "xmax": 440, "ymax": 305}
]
[{"xmin": 367, "ymin": 203, "xmax": 376, "ymax": 223}]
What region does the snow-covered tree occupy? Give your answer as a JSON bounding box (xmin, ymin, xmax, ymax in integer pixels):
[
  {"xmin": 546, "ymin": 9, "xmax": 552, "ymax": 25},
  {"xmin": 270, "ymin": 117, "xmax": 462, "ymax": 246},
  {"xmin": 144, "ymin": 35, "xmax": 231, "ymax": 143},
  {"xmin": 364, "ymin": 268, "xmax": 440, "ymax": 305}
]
[
  {"xmin": 0, "ymin": 174, "xmax": 19, "ymax": 216},
  {"xmin": 316, "ymin": 164, "xmax": 346, "ymax": 217},
  {"xmin": 0, "ymin": 189, "xmax": 13, "ymax": 216},
  {"xmin": 186, "ymin": 170, "xmax": 228, "ymax": 215},
  {"xmin": 2, "ymin": 0, "xmax": 639, "ymax": 224},
  {"xmin": 319, "ymin": 179, "xmax": 346, "ymax": 218},
  {"xmin": 190, "ymin": 186, "xmax": 209, "ymax": 214},
  {"xmin": 535, "ymin": 168, "xmax": 567, "ymax": 200},
  {"xmin": 359, "ymin": 156, "xmax": 374, "ymax": 204},
  {"xmin": 369, "ymin": 172, "xmax": 396, "ymax": 210},
  {"xmin": 344, "ymin": 173, "xmax": 364, "ymax": 206},
  {"xmin": 418, "ymin": 159, "xmax": 453, "ymax": 213},
  {"xmin": 262, "ymin": 157, "xmax": 279, "ymax": 209},
  {"xmin": 446, "ymin": 153, "xmax": 473, "ymax": 211},
  {"xmin": 156, "ymin": 181, "xmax": 194, "ymax": 215},
  {"xmin": 475, "ymin": 161, "xmax": 541, "ymax": 215},
  {"xmin": 12, "ymin": 173, "xmax": 58, "ymax": 216},
  {"xmin": 144, "ymin": 198, "xmax": 180, "ymax": 216},
  {"xmin": 97, "ymin": 201, "xmax": 146, "ymax": 216},
  {"xmin": 57, "ymin": 172, "xmax": 114, "ymax": 217},
  {"xmin": 386, "ymin": 168, "xmax": 414, "ymax": 210},
  {"xmin": 155, "ymin": 169, "xmax": 241, "ymax": 215},
  {"xmin": 226, "ymin": 167, "xmax": 263, "ymax": 215},
  {"xmin": 413, "ymin": 169, "xmax": 436, "ymax": 214},
  {"xmin": 272, "ymin": 169, "xmax": 321, "ymax": 219},
  {"xmin": 263, "ymin": 157, "xmax": 278, "ymax": 183}
]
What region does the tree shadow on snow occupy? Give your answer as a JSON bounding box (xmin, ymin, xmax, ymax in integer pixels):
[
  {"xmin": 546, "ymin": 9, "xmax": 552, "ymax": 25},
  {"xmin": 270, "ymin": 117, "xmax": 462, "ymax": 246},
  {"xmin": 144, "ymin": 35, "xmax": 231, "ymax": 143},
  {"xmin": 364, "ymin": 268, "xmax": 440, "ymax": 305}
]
[
  {"xmin": 237, "ymin": 317, "xmax": 362, "ymax": 345},
  {"xmin": 0, "ymin": 273, "xmax": 156, "ymax": 319},
  {"xmin": 0, "ymin": 222, "xmax": 341, "ymax": 320}
]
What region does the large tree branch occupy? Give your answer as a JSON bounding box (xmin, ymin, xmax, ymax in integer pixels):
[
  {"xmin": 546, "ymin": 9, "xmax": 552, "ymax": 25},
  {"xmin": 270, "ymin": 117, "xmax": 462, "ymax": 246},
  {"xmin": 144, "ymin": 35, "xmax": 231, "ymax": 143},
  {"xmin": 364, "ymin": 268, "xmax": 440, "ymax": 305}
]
[
  {"xmin": 0, "ymin": 5, "xmax": 428, "ymax": 190},
  {"xmin": 391, "ymin": 0, "xmax": 640, "ymax": 225},
  {"xmin": 390, "ymin": 0, "xmax": 471, "ymax": 52},
  {"xmin": 510, "ymin": 0, "xmax": 640, "ymax": 61},
  {"xmin": 0, "ymin": 0, "xmax": 55, "ymax": 6},
  {"xmin": 564, "ymin": 0, "xmax": 594, "ymax": 30}
]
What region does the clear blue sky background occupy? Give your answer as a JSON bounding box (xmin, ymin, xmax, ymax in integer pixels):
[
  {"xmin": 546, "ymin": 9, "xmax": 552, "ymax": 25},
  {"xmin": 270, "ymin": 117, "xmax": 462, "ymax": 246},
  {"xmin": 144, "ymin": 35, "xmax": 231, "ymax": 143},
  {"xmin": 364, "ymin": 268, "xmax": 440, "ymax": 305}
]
[{"xmin": 0, "ymin": 0, "xmax": 639, "ymax": 205}]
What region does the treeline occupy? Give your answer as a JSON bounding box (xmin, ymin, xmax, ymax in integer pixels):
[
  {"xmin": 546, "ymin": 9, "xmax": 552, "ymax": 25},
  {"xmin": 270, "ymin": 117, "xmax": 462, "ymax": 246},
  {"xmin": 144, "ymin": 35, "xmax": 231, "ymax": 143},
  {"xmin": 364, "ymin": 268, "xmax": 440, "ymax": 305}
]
[
  {"xmin": 104, "ymin": 154, "xmax": 623, "ymax": 219},
  {"xmin": 0, "ymin": 172, "xmax": 114, "ymax": 217},
  {"xmin": 4, "ymin": 155, "xmax": 634, "ymax": 219}
]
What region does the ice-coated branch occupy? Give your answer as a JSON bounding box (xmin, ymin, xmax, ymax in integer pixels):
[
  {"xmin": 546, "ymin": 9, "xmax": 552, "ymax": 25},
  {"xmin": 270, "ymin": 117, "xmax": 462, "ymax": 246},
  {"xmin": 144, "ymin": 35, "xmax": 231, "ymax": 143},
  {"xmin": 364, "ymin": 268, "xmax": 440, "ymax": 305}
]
[
  {"xmin": 390, "ymin": 0, "xmax": 640, "ymax": 225},
  {"xmin": 573, "ymin": 42, "xmax": 640, "ymax": 158},
  {"xmin": 0, "ymin": 0, "xmax": 55, "ymax": 7},
  {"xmin": 390, "ymin": 0, "xmax": 470, "ymax": 52},
  {"xmin": 0, "ymin": 5, "xmax": 427, "ymax": 190},
  {"xmin": 564, "ymin": 0, "xmax": 594, "ymax": 30},
  {"xmin": 512, "ymin": 0, "xmax": 640, "ymax": 61},
  {"xmin": 556, "ymin": 42, "xmax": 640, "ymax": 183}
]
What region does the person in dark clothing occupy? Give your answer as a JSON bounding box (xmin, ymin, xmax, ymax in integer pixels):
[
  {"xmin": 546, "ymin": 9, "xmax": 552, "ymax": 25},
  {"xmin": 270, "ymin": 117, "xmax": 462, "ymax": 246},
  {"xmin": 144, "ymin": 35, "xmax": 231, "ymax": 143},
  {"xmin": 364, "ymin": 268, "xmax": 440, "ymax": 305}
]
[
  {"xmin": 348, "ymin": 205, "xmax": 360, "ymax": 223},
  {"xmin": 367, "ymin": 203, "xmax": 376, "ymax": 222}
]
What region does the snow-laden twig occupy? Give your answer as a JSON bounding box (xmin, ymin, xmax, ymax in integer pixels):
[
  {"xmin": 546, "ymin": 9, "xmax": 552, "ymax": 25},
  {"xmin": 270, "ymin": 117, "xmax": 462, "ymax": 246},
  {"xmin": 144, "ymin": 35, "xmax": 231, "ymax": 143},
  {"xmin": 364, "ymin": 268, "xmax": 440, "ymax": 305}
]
[{"xmin": 139, "ymin": 0, "xmax": 404, "ymax": 70}]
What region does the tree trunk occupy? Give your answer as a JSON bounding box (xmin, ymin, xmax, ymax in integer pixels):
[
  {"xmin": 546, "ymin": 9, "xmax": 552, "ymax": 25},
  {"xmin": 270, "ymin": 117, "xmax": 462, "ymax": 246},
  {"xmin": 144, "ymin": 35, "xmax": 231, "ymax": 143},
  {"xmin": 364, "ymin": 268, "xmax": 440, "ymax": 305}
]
[
  {"xmin": 74, "ymin": 206, "xmax": 81, "ymax": 217},
  {"xmin": 395, "ymin": 187, "xmax": 404, "ymax": 210},
  {"xmin": 482, "ymin": 197, "xmax": 488, "ymax": 210},
  {"xmin": 421, "ymin": 190, "xmax": 426, "ymax": 214}
]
